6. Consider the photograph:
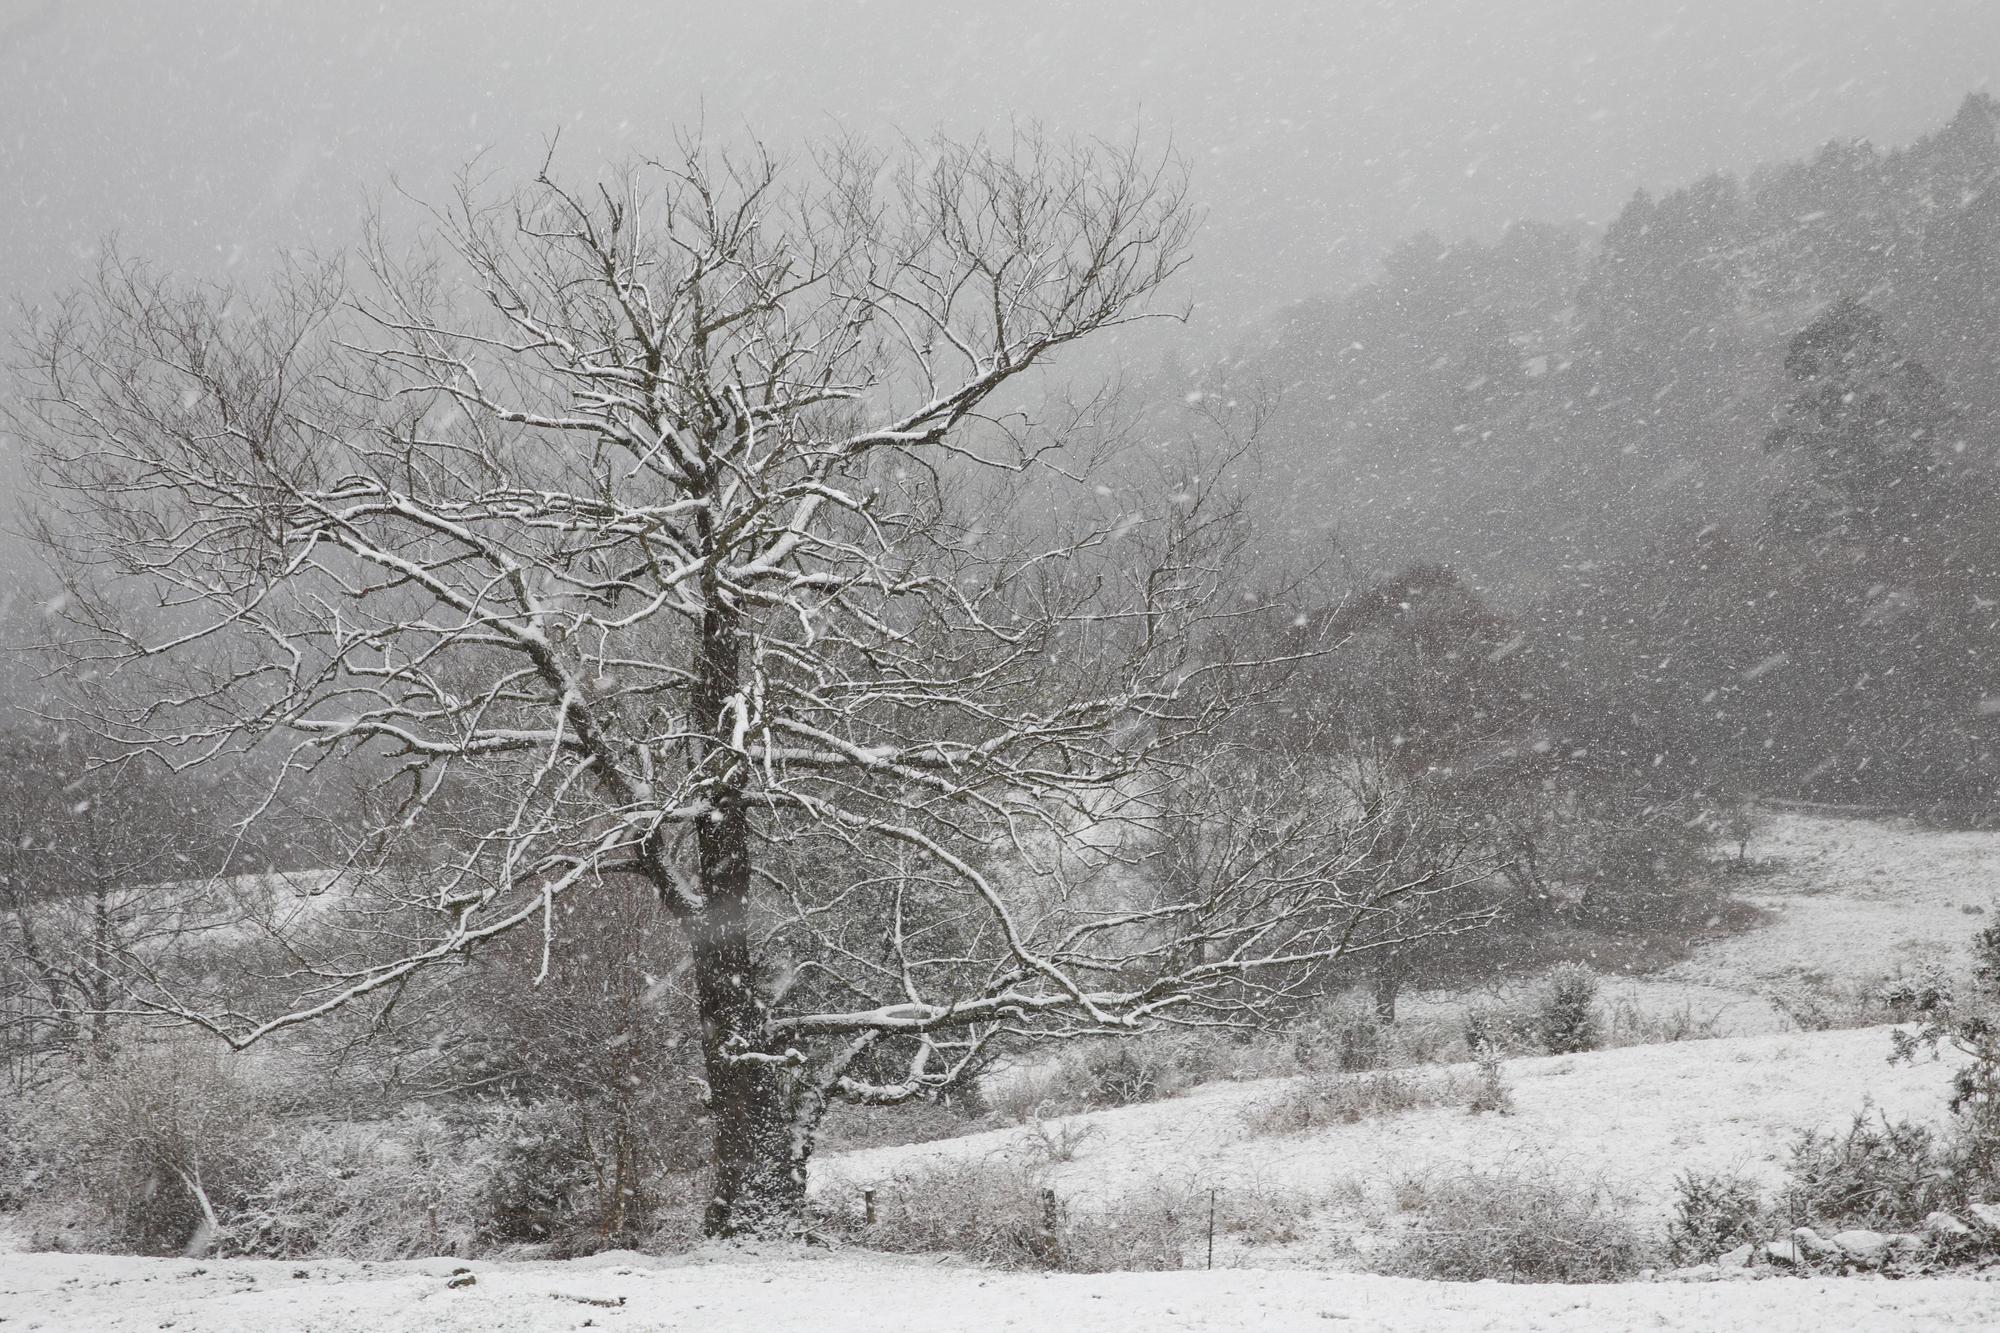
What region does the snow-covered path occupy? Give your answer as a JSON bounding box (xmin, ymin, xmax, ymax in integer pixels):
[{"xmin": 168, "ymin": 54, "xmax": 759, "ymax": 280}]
[{"xmin": 4, "ymin": 1248, "xmax": 1997, "ymax": 1333}]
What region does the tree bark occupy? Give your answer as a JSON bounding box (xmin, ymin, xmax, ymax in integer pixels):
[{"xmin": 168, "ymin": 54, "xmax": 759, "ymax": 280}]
[
  {"xmin": 1372, "ymin": 961, "xmax": 1401, "ymax": 1026},
  {"xmin": 680, "ymin": 580, "xmax": 812, "ymax": 1237},
  {"xmin": 685, "ymin": 807, "xmax": 810, "ymax": 1236}
]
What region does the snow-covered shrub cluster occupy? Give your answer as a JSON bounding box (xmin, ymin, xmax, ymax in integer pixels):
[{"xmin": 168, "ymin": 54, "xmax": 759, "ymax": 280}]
[
  {"xmin": 2, "ymin": 1027, "xmax": 710, "ymax": 1260},
  {"xmin": 1536, "ymin": 963, "xmax": 1604, "ymax": 1055},
  {"xmin": 1665, "ymin": 1169, "xmax": 1768, "ymax": 1266},
  {"xmin": 11, "ymin": 1039, "xmax": 274, "ymax": 1255},
  {"xmin": 1242, "ymin": 1068, "xmax": 1480, "ymax": 1135},
  {"xmin": 816, "ymin": 1159, "xmax": 1198, "ymax": 1272},
  {"xmin": 987, "ymin": 1030, "xmax": 1299, "ymax": 1123},
  {"xmin": 1380, "ymin": 1165, "xmax": 1650, "ymax": 1283}
]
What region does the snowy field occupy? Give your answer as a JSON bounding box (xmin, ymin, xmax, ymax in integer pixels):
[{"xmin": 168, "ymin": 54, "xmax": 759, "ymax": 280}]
[
  {"xmin": 7, "ymin": 811, "xmax": 2000, "ymax": 1331},
  {"xmin": 4, "ymin": 1247, "xmax": 1997, "ymax": 1333},
  {"xmin": 820, "ymin": 1026, "xmax": 1964, "ymax": 1243}
]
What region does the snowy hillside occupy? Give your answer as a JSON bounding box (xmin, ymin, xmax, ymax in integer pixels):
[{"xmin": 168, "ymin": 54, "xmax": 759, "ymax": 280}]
[
  {"xmin": 820, "ymin": 1026, "xmax": 1966, "ymax": 1251},
  {"xmin": 8, "ymin": 811, "xmax": 2000, "ymax": 1329}
]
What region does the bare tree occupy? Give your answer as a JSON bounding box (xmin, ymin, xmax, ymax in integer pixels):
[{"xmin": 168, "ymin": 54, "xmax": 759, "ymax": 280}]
[
  {"xmin": 16, "ymin": 130, "xmax": 1481, "ymax": 1235},
  {"xmin": 0, "ymin": 728, "xmax": 244, "ymax": 1073}
]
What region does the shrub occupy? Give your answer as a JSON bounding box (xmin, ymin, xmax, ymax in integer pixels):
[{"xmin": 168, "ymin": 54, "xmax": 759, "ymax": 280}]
[
  {"xmin": 818, "ymin": 1098, "xmax": 985, "ymax": 1152},
  {"xmin": 1017, "ymin": 1114, "xmax": 1101, "ymax": 1164},
  {"xmin": 1536, "ymin": 963, "xmax": 1601, "ymax": 1055},
  {"xmin": 1466, "ymin": 1045, "xmax": 1515, "ymax": 1116},
  {"xmin": 1461, "ymin": 1003, "xmax": 1536, "ymax": 1057},
  {"xmin": 1665, "ymin": 1169, "xmax": 1766, "ymax": 1266},
  {"xmin": 1763, "ymin": 970, "xmax": 1898, "ymax": 1032},
  {"xmin": 1293, "ymin": 1002, "xmax": 1384, "ymax": 1072},
  {"xmin": 16, "ymin": 1040, "xmax": 276, "ymax": 1255},
  {"xmin": 475, "ymin": 1099, "xmax": 597, "ymax": 1247},
  {"xmin": 994, "ymin": 1030, "xmax": 1295, "ymax": 1121},
  {"xmin": 223, "ymin": 1111, "xmax": 481, "ymax": 1260},
  {"xmin": 1244, "ymin": 1069, "xmax": 1470, "ymax": 1136},
  {"xmin": 1378, "ymin": 1165, "xmax": 1648, "ymax": 1282},
  {"xmin": 1886, "ymin": 929, "xmax": 2000, "ymax": 1192},
  {"xmin": 1782, "ymin": 1110, "xmax": 1957, "ymax": 1230},
  {"xmin": 818, "ymin": 1158, "xmax": 1194, "ymax": 1272},
  {"xmin": 1212, "ymin": 1178, "xmax": 1313, "ymax": 1246},
  {"xmin": 1603, "ymin": 995, "xmax": 1724, "ymax": 1048}
]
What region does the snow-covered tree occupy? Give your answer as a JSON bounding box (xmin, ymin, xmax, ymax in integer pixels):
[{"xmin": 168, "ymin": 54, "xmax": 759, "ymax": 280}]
[{"xmin": 16, "ymin": 132, "xmax": 1478, "ymax": 1235}]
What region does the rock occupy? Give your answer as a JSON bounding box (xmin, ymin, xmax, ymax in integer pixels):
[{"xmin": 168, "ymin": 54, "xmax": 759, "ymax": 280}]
[
  {"xmin": 1969, "ymin": 1203, "xmax": 2000, "ymax": 1233},
  {"xmin": 1831, "ymin": 1229, "xmax": 1892, "ymax": 1262},
  {"xmin": 1928, "ymin": 1210, "xmax": 1975, "ymax": 1239},
  {"xmin": 1715, "ymin": 1243, "xmax": 1755, "ymax": 1269},
  {"xmin": 1791, "ymin": 1227, "xmax": 1840, "ymax": 1259},
  {"xmin": 1763, "ymin": 1238, "xmax": 1804, "ymax": 1266}
]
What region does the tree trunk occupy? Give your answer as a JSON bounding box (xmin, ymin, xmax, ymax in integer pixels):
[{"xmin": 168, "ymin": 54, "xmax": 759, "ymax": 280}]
[
  {"xmin": 685, "ymin": 856, "xmax": 810, "ymax": 1236},
  {"xmin": 679, "ymin": 582, "xmax": 814, "ymax": 1237},
  {"xmin": 1372, "ymin": 962, "xmax": 1401, "ymax": 1026}
]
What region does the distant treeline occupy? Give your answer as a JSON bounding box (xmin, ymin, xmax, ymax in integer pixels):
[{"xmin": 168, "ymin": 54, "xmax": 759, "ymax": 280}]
[{"xmin": 1191, "ymin": 93, "xmax": 2000, "ymax": 811}]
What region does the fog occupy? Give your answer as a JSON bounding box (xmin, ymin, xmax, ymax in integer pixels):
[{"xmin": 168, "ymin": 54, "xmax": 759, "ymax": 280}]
[{"xmin": 1, "ymin": 0, "xmax": 1993, "ymax": 332}]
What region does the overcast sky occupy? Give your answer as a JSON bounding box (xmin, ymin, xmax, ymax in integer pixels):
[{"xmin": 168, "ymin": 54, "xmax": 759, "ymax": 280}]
[{"xmin": 1, "ymin": 0, "xmax": 1995, "ymax": 345}]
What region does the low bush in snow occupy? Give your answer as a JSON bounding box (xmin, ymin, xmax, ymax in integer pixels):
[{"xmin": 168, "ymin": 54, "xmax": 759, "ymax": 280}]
[
  {"xmin": 1601, "ymin": 994, "xmax": 1724, "ymax": 1048},
  {"xmin": 817, "ymin": 1158, "xmax": 1198, "ymax": 1272},
  {"xmin": 13, "ymin": 1039, "xmax": 275, "ymax": 1255},
  {"xmin": 1781, "ymin": 1109, "xmax": 1958, "ymax": 1231},
  {"xmin": 1665, "ymin": 1168, "xmax": 1769, "ymax": 1266},
  {"xmin": 1242, "ymin": 1068, "xmax": 1475, "ymax": 1136},
  {"xmin": 1762, "ymin": 968, "xmax": 1905, "ymax": 1033},
  {"xmin": 1460, "ymin": 1003, "xmax": 1539, "ymax": 1057},
  {"xmin": 988, "ymin": 1029, "xmax": 1296, "ymax": 1122},
  {"xmin": 1378, "ymin": 1164, "xmax": 1649, "ymax": 1283},
  {"xmin": 1535, "ymin": 963, "xmax": 1602, "ymax": 1055},
  {"xmin": 222, "ymin": 1110, "xmax": 482, "ymax": 1260}
]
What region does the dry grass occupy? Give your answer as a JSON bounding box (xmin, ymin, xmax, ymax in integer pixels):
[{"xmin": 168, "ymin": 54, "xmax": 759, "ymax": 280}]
[{"xmin": 1241, "ymin": 1067, "xmax": 1478, "ymax": 1136}]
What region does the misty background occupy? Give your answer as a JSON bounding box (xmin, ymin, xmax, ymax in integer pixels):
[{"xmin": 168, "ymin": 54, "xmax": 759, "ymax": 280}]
[
  {"xmin": 4, "ymin": 2, "xmax": 2000, "ymax": 802},
  {"xmin": 1, "ymin": 1, "xmax": 1993, "ymax": 323}
]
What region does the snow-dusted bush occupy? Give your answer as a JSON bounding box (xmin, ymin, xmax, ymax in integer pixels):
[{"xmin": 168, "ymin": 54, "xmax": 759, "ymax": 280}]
[
  {"xmin": 819, "ymin": 1161, "xmax": 1197, "ymax": 1271},
  {"xmin": 1536, "ymin": 963, "xmax": 1602, "ymax": 1054},
  {"xmin": 475, "ymin": 1099, "xmax": 596, "ymax": 1247},
  {"xmin": 1291, "ymin": 1000, "xmax": 1384, "ymax": 1072},
  {"xmin": 817, "ymin": 1098, "xmax": 986, "ymax": 1152},
  {"xmin": 223, "ymin": 1110, "xmax": 480, "ymax": 1260},
  {"xmin": 1765, "ymin": 969, "xmax": 1901, "ymax": 1032},
  {"xmin": 1887, "ymin": 924, "xmax": 2000, "ymax": 1191},
  {"xmin": 15, "ymin": 1040, "xmax": 275, "ymax": 1255},
  {"xmin": 998, "ymin": 1030, "xmax": 1295, "ymax": 1121},
  {"xmin": 1602, "ymin": 994, "xmax": 1723, "ymax": 1048},
  {"xmin": 1783, "ymin": 1110, "xmax": 1957, "ymax": 1230},
  {"xmin": 1243, "ymin": 1068, "xmax": 1472, "ymax": 1136},
  {"xmin": 1461, "ymin": 1002, "xmax": 1537, "ymax": 1056},
  {"xmin": 1665, "ymin": 1169, "xmax": 1767, "ymax": 1266},
  {"xmin": 819, "ymin": 1158, "xmax": 1055, "ymax": 1268},
  {"xmin": 1466, "ymin": 1044, "xmax": 1515, "ymax": 1116},
  {"xmin": 1381, "ymin": 1165, "xmax": 1648, "ymax": 1282}
]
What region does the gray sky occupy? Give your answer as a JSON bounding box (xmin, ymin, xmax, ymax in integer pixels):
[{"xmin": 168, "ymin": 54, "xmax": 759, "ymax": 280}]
[{"xmin": 1, "ymin": 0, "xmax": 1994, "ymax": 344}]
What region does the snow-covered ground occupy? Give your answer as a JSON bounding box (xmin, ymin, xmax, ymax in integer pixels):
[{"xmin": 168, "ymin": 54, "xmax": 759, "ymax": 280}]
[
  {"xmin": 6, "ymin": 811, "xmax": 1999, "ymax": 1331},
  {"xmin": 1670, "ymin": 812, "xmax": 1997, "ymax": 993},
  {"xmin": 4, "ymin": 1246, "xmax": 1997, "ymax": 1332},
  {"xmin": 823, "ymin": 1026, "xmax": 1961, "ymax": 1249},
  {"xmin": 1404, "ymin": 809, "xmax": 2000, "ymax": 1038}
]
